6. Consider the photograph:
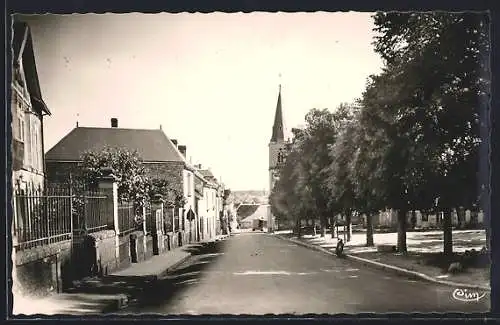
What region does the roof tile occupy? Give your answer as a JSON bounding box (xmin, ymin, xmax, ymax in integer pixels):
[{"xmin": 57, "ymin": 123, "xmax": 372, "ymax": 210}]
[{"xmin": 45, "ymin": 127, "xmax": 186, "ymax": 163}]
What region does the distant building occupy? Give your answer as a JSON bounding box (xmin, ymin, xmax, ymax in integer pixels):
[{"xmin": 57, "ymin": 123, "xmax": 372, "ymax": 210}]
[
  {"xmin": 45, "ymin": 120, "xmax": 197, "ymax": 232},
  {"xmin": 238, "ymin": 204, "xmax": 269, "ymax": 229},
  {"xmin": 11, "ymin": 21, "xmax": 51, "ymax": 191},
  {"xmin": 193, "ymin": 165, "xmax": 223, "ymax": 240},
  {"xmin": 267, "ymin": 85, "xmax": 291, "ymax": 232}
]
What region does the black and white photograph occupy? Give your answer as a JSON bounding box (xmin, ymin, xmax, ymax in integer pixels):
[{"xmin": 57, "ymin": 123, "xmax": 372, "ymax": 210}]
[{"xmin": 8, "ymin": 10, "xmax": 492, "ymax": 316}]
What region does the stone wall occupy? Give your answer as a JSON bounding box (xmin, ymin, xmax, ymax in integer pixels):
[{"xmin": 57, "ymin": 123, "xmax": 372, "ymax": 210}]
[
  {"xmin": 88, "ymin": 230, "xmax": 119, "ymax": 276},
  {"xmin": 45, "ymin": 161, "xmax": 78, "ymax": 184},
  {"xmin": 143, "ymin": 162, "xmax": 184, "ymax": 194},
  {"xmin": 117, "ymin": 235, "xmax": 131, "ymax": 271},
  {"xmin": 14, "ymin": 240, "xmax": 71, "ymax": 296}
]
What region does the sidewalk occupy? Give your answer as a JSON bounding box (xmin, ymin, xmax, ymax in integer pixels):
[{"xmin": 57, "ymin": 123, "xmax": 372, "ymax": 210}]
[
  {"xmin": 106, "ymin": 247, "xmax": 191, "ymax": 281},
  {"xmin": 275, "ymin": 229, "xmax": 490, "ymax": 291},
  {"xmin": 12, "ymin": 244, "xmax": 195, "ymax": 316}
]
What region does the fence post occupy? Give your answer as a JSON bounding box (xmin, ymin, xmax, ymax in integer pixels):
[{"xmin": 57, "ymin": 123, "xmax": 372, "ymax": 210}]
[
  {"xmin": 142, "ymin": 205, "xmax": 147, "ymax": 235},
  {"xmin": 97, "ymin": 168, "xmax": 119, "ymax": 234},
  {"xmin": 97, "ymin": 168, "xmax": 120, "ymax": 268},
  {"xmin": 151, "ymin": 194, "xmax": 164, "ymax": 255}
]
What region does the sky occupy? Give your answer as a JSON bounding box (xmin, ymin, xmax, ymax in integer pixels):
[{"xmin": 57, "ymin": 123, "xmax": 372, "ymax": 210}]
[{"xmin": 19, "ymin": 12, "xmax": 383, "ymax": 191}]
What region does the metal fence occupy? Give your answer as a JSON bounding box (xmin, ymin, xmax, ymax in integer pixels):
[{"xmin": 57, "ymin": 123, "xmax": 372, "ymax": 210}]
[
  {"xmin": 163, "ymin": 207, "xmax": 173, "ymax": 233},
  {"xmin": 144, "ymin": 201, "xmax": 154, "ymax": 234},
  {"xmin": 80, "ymin": 191, "xmax": 109, "ymax": 232},
  {"xmin": 117, "ymin": 201, "xmax": 137, "ymax": 236},
  {"xmin": 174, "ymin": 208, "xmax": 180, "ymax": 231},
  {"xmin": 13, "ymin": 184, "xmax": 108, "ymax": 250}
]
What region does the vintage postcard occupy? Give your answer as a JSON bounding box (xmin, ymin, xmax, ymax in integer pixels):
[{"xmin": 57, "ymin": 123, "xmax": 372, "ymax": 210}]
[{"xmin": 8, "ymin": 11, "xmax": 491, "ymax": 317}]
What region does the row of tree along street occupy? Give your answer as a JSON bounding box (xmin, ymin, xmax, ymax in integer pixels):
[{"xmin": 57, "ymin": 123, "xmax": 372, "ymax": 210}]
[{"xmin": 269, "ymin": 12, "xmax": 490, "ymax": 255}]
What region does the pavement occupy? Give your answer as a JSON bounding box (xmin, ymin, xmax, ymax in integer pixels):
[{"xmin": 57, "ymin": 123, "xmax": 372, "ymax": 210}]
[
  {"xmin": 116, "ymin": 232, "xmax": 490, "ymax": 314},
  {"xmin": 11, "ymin": 242, "xmax": 198, "ymax": 316},
  {"xmin": 277, "ymin": 233, "xmax": 490, "ymax": 291},
  {"xmin": 106, "ymin": 248, "xmax": 191, "ymax": 281}
]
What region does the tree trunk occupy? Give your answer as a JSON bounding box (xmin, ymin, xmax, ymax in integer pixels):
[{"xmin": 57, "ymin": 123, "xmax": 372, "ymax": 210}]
[
  {"xmin": 366, "ymin": 213, "xmax": 374, "ymax": 246},
  {"xmin": 296, "ymin": 217, "xmax": 302, "ymax": 238},
  {"xmin": 443, "ymin": 207, "xmax": 453, "ymax": 256},
  {"xmin": 397, "ymin": 209, "xmax": 408, "ymax": 253},
  {"xmin": 346, "ymin": 212, "xmax": 352, "ymax": 242},
  {"xmin": 457, "ymin": 207, "xmax": 465, "ymax": 229},
  {"xmin": 320, "ymin": 215, "xmax": 327, "ymax": 238},
  {"xmin": 410, "ymin": 210, "xmax": 417, "ymax": 229},
  {"xmin": 330, "ymin": 217, "xmax": 337, "ymax": 239}
]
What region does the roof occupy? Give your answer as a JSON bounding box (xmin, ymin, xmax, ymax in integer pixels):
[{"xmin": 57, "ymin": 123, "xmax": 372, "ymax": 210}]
[
  {"xmin": 199, "ymin": 169, "xmax": 215, "ymax": 178},
  {"xmin": 45, "ymin": 127, "xmax": 186, "ymax": 162},
  {"xmin": 270, "ymin": 86, "xmax": 284, "ymax": 142},
  {"xmin": 238, "ymin": 204, "xmax": 270, "ymax": 222},
  {"xmin": 12, "ymin": 21, "xmax": 51, "ymax": 116}
]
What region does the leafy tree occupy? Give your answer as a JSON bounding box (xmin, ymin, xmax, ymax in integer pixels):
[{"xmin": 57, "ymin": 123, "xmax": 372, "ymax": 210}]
[
  {"xmin": 77, "ymin": 146, "xmax": 149, "ymax": 208},
  {"xmin": 371, "ymin": 12, "xmax": 490, "ymax": 255},
  {"xmin": 270, "ymin": 128, "xmax": 306, "ymax": 236},
  {"xmin": 299, "ymin": 108, "xmax": 340, "ymax": 237},
  {"xmin": 325, "ymin": 104, "xmax": 360, "ymax": 242}
]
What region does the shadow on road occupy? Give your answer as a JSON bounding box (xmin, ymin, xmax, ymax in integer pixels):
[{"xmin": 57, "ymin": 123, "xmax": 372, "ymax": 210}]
[
  {"xmin": 61, "ymin": 241, "xmax": 227, "ymax": 314},
  {"xmin": 120, "ymin": 240, "xmax": 227, "ymax": 312}
]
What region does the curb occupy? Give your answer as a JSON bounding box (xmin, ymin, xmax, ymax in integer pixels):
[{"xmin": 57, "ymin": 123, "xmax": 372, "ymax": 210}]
[
  {"xmin": 275, "ymin": 234, "xmax": 490, "ymax": 292},
  {"xmin": 157, "ymin": 253, "xmax": 192, "ymax": 279},
  {"xmin": 96, "ymin": 252, "xmax": 193, "ymax": 312},
  {"xmin": 100, "ymin": 294, "xmax": 130, "ymax": 313}
]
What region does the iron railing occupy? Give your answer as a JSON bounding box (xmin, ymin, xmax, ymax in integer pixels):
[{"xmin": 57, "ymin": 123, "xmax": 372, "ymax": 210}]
[
  {"xmin": 13, "ymin": 184, "xmax": 108, "ymax": 250},
  {"xmin": 117, "ymin": 201, "xmax": 137, "ymax": 236},
  {"xmin": 163, "ymin": 207, "xmax": 174, "ymax": 233}
]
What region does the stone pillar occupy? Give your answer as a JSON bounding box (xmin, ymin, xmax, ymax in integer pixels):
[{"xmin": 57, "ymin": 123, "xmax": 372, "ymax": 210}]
[
  {"xmin": 97, "ymin": 168, "xmax": 120, "ymax": 266},
  {"xmin": 141, "ymin": 205, "xmax": 147, "ymax": 258},
  {"xmin": 151, "ymin": 195, "xmax": 164, "ymax": 255}
]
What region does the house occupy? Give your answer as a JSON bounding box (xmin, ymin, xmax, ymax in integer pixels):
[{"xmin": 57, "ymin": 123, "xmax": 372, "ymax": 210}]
[
  {"xmin": 11, "ymin": 21, "xmax": 51, "ymax": 191},
  {"xmin": 45, "ymin": 119, "xmax": 196, "ymax": 238},
  {"xmin": 194, "ymin": 166, "xmax": 222, "ymax": 239},
  {"xmin": 237, "ymin": 204, "xmax": 269, "ymax": 229}
]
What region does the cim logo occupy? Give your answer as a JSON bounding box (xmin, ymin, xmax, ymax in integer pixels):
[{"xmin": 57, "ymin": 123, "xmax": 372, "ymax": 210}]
[{"xmin": 452, "ymin": 288, "xmax": 487, "ymax": 302}]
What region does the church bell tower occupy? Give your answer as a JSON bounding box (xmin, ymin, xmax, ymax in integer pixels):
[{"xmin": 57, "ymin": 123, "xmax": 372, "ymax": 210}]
[{"xmin": 268, "ymin": 84, "xmax": 287, "ymax": 232}]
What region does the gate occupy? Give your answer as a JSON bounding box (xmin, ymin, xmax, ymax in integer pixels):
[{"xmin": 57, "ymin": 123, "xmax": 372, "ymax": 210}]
[{"xmin": 70, "ymin": 187, "xmax": 109, "ymax": 278}]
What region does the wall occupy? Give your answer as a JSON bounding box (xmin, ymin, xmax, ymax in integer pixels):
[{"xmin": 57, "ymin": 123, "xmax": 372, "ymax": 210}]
[
  {"xmin": 45, "ymin": 161, "xmax": 79, "ymax": 184},
  {"xmin": 13, "ymin": 240, "xmax": 72, "ymax": 297},
  {"xmin": 144, "ymin": 162, "xmax": 184, "ymax": 194}
]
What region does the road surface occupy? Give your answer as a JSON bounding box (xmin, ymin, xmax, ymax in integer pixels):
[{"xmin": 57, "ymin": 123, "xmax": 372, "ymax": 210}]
[{"xmin": 119, "ymin": 232, "xmax": 490, "ymax": 314}]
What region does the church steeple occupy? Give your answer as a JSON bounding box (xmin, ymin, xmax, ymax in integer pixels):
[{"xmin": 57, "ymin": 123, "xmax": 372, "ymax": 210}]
[{"xmin": 270, "ymin": 85, "xmax": 285, "ymax": 143}]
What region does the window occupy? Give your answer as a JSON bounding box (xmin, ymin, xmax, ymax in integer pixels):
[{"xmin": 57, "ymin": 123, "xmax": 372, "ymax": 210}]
[
  {"xmin": 32, "ymin": 131, "xmax": 36, "ymax": 169},
  {"xmin": 187, "ymin": 173, "xmax": 192, "ymax": 197},
  {"xmin": 17, "ymin": 116, "xmax": 24, "ymax": 141}
]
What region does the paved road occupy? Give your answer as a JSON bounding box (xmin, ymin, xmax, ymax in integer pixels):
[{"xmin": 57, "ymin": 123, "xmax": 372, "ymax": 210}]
[{"xmin": 119, "ymin": 233, "xmax": 490, "ymax": 315}]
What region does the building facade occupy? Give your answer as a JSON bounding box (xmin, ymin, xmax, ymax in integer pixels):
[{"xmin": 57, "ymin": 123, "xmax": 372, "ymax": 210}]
[
  {"xmin": 44, "ymin": 120, "xmax": 199, "ymax": 240},
  {"xmin": 11, "ymin": 21, "xmax": 51, "ymax": 191}
]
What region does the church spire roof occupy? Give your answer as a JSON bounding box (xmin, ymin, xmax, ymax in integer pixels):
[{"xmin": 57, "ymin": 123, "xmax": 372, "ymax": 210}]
[{"xmin": 270, "ymin": 85, "xmax": 285, "ymax": 143}]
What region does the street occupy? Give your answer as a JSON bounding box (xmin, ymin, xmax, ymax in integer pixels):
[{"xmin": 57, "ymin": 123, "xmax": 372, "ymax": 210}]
[{"xmin": 118, "ymin": 233, "xmax": 490, "ymax": 314}]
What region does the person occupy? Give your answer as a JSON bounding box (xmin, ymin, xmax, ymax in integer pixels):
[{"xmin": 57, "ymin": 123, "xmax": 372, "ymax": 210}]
[{"xmin": 335, "ymin": 238, "xmax": 344, "ymax": 257}]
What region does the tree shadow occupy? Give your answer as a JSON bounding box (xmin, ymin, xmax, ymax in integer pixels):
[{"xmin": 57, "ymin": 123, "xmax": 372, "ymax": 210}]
[
  {"xmin": 115, "ymin": 240, "xmax": 227, "ymax": 312},
  {"xmin": 63, "ymin": 241, "xmax": 227, "ymax": 314}
]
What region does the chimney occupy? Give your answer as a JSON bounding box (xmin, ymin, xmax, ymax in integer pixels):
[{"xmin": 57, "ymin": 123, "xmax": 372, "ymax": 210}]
[
  {"xmin": 111, "ymin": 118, "xmax": 118, "ymax": 128},
  {"xmin": 178, "ymin": 145, "xmax": 186, "ymax": 157},
  {"xmin": 171, "ymin": 139, "xmax": 178, "ymax": 146},
  {"xmin": 197, "ymin": 164, "xmax": 202, "ymax": 169}
]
